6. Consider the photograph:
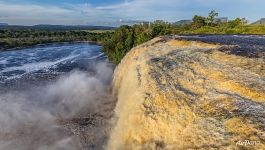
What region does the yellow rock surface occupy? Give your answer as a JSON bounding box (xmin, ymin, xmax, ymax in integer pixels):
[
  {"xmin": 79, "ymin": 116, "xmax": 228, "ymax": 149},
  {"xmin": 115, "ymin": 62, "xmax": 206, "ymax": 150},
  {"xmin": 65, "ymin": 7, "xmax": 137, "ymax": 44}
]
[{"xmin": 108, "ymin": 37, "xmax": 265, "ymax": 150}]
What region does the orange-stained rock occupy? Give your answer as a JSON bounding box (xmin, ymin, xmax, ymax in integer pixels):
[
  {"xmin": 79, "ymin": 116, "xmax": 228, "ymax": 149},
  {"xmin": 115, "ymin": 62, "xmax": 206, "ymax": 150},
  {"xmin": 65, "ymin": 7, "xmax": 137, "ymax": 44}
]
[{"xmin": 108, "ymin": 36, "xmax": 265, "ymax": 150}]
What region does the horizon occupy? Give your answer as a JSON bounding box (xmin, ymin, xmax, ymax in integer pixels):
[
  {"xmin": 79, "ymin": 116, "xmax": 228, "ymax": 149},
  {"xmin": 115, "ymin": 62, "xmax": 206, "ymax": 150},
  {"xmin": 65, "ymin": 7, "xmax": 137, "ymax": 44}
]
[{"xmin": 0, "ymin": 0, "xmax": 265, "ymax": 26}]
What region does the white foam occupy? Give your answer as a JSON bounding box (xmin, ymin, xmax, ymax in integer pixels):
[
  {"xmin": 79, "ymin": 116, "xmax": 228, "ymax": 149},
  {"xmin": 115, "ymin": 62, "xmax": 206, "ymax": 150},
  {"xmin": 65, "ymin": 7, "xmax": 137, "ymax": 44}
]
[
  {"xmin": 0, "ymin": 54, "xmax": 79, "ymax": 80},
  {"xmin": 86, "ymin": 53, "xmax": 105, "ymax": 60},
  {"xmin": 0, "ymin": 43, "xmax": 105, "ymax": 81},
  {"xmin": 0, "ymin": 59, "xmax": 7, "ymax": 65}
]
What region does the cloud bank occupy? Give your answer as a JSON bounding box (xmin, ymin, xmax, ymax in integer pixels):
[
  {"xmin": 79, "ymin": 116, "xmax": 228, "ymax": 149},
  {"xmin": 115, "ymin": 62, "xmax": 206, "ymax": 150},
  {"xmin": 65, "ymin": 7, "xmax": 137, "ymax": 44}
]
[{"xmin": 0, "ymin": 0, "xmax": 264, "ymax": 25}]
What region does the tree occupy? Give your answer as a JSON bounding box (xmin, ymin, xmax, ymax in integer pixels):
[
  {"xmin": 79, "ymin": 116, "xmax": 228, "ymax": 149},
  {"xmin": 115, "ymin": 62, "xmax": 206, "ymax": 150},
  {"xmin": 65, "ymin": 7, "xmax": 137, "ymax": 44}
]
[
  {"xmin": 102, "ymin": 25, "xmax": 135, "ymax": 64},
  {"xmin": 133, "ymin": 24, "xmax": 151, "ymax": 45},
  {"xmin": 205, "ymin": 10, "xmax": 219, "ymax": 26},
  {"xmin": 191, "ymin": 15, "xmax": 206, "ymax": 29},
  {"xmin": 150, "ymin": 20, "xmax": 171, "ymax": 37},
  {"xmin": 227, "ymin": 18, "xmax": 247, "ymax": 28}
]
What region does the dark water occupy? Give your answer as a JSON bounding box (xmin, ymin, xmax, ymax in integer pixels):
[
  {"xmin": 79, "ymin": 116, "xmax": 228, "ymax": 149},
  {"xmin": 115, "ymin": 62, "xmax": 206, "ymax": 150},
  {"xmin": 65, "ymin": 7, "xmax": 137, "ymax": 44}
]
[
  {"xmin": 0, "ymin": 42, "xmax": 113, "ymax": 150},
  {"xmin": 172, "ymin": 34, "xmax": 265, "ymax": 58},
  {"xmin": 0, "ymin": 42, "xmax": 108, "ymax": 90}
]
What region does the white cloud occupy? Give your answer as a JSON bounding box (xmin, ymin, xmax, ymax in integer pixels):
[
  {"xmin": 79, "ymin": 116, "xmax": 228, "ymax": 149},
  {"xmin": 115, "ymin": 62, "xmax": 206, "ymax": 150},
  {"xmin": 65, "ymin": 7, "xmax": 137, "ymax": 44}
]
[
  {"xmin": 86, "ymin": 0, "xmax": 193, "ymax": 21},
  {"xmin": 0, "ymin": 1, "xmax": 84, "ymax": 25},
  {"xmin": 0, "ymin": 0, "xmax": 264, "ymax": 25}
]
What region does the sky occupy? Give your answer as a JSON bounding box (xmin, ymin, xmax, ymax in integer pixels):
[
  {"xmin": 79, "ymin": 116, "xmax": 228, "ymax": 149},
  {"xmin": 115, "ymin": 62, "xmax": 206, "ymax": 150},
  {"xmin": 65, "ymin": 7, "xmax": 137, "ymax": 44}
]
[{"xmin": 0, "ymin": 0, "xmax": 264, "ymax": 26}]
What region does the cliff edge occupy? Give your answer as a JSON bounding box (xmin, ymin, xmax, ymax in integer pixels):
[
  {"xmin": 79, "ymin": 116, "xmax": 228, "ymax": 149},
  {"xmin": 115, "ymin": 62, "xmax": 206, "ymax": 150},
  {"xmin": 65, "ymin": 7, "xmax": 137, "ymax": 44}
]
[{"xmin": 108, "ymin": 35, "xmax": 265, "ymax": 150}]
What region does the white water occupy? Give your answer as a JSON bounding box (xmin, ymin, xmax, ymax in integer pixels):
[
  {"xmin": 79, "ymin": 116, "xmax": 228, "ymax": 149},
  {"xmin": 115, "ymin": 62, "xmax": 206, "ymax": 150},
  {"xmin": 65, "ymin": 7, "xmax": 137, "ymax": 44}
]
[{"xmin": 0, "ymin": 43, "xmax": 113, "ymax": 150}]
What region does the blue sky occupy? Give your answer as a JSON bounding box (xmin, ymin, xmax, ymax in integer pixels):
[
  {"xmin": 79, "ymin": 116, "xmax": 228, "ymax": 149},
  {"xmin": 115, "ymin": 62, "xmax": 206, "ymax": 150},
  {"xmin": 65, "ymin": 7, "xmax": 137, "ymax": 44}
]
[{"xmin": 0, "ymin": 0, "xmax": 264, "ymax": 26}]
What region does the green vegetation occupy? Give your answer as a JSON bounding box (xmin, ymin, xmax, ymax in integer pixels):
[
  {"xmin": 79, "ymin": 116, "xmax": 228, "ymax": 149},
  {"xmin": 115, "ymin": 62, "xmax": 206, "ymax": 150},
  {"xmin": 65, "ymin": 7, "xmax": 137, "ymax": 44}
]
[
  {"xmin": 205, "ymin": 10, "xmax": 219, "ymax": 26},
  {"xmin": 0, "ymin": 30, "xmax": 112, "ymax": 50},
  {"xmin": 102, "ymin": 11, "xmax": 265, "ymax": 64},
  {"xmin": 1, "ymin": 11, "xmax": 265, "ymax": 65}
]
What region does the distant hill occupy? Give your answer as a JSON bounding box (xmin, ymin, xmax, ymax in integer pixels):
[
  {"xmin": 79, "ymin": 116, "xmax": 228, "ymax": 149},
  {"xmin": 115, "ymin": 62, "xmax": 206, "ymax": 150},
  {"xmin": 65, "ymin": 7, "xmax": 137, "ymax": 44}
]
[
  {"xmin": 0, "ymin": 23, "xmax": 8, "ymax": 26},
  {"xmin": 173, "ymin": 20, "xmax": 192, "ymax": 26},
  {"xmin": 0, "ymin": 24, "xmax": 116, "ymax": 31},
  {"xmin": 118, "ymin": 20, "xmax": 148, "ymax": 26},
  {"xmin": 252, "ymin": 18, "xmax": 265, "ymax": 25}
]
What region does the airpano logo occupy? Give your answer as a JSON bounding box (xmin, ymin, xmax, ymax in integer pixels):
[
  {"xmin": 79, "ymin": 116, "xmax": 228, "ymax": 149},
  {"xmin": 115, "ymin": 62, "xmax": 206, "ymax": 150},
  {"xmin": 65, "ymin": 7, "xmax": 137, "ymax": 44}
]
[{"xmin": 236, "ymin": 140, "xmax": 260, "ymax": 147}]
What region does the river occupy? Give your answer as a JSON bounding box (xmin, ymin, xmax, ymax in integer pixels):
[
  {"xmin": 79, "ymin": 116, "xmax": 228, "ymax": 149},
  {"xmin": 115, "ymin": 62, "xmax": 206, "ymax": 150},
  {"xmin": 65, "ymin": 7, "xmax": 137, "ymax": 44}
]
[{"xmin": 0, "ymin": 42, "xmax": 114, "ymax": 150}]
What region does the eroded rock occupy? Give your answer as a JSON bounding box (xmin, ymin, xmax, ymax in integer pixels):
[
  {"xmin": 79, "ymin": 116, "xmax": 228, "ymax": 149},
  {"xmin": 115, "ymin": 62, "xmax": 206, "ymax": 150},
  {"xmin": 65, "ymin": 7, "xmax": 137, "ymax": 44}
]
[{"xmin": 108, "ymin": 36, "xmax": 265, "ymax": 150}]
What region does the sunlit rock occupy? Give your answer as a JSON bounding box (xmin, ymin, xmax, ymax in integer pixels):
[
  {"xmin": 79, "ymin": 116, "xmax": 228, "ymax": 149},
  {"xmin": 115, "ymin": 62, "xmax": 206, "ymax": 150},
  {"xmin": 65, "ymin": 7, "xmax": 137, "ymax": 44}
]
[{"xmin": 108, "ymin": 36, "xmax": 265, "ymax": 150}]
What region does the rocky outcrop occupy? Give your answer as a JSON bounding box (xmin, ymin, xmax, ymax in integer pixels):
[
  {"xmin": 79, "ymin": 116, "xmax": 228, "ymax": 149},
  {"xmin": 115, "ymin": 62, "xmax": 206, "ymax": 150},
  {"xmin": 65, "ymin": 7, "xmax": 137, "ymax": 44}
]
[{"xmin": 108, "ymin": 35, "xmax": 265, "ymax": 150}]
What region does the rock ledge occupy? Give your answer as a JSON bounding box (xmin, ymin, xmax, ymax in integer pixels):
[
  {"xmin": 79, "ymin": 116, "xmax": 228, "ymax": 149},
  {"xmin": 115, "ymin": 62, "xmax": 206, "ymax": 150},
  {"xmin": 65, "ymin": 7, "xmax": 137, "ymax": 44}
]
[{"xmin": 108, "ymin": 36, "xmax": 265, "ymax": 150}]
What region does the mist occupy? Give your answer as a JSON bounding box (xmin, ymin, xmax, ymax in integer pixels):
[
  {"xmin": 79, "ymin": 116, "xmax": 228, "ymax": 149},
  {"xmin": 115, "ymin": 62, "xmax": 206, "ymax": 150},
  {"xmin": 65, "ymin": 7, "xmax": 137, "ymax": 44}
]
[{"xmin": 0, "ymin": 62, "xmax": 114, "ymax": 150}]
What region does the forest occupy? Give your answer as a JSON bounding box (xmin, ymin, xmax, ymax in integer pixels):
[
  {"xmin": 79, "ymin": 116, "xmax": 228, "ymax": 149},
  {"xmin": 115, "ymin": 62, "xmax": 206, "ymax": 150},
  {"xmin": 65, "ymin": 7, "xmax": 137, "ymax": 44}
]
[{"xmin": 0, "ymin": 30, "xmax": 112, "ymax": 50}]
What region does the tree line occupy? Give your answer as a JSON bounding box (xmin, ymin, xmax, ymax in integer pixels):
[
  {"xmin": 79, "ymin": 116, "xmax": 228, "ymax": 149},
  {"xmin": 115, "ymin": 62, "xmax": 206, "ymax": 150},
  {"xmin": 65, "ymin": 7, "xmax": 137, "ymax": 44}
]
[
  {"xmin": 102, "ymin": 11, "xmax": 265, "ymax": 64},
  {"xmin": 0, "ymin": 30, "xmax": 112, "ymax": 50},
  {"xmin": 1, "ymin": 11, "xmax": 265, "ymax": 65}
]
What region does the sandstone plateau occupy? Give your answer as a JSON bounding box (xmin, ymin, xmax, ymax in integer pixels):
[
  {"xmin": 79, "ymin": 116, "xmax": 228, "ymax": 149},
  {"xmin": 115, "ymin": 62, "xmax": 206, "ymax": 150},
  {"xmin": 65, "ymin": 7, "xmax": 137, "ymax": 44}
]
[{"xmin": 108, "ymin": 35, "xmax": 265, "ymax": 150}]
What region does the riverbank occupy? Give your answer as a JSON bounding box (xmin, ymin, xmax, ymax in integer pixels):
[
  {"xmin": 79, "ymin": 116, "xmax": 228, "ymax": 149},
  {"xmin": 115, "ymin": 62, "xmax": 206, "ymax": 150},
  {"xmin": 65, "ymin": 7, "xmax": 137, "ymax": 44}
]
[
  {"xmin": 0, "ymin": 41, "xmax": 102, "ymax": 51},
  {"xmin": 0, "ymin": 29, "xmax": 111, "ymax": 51},
  {"xmin": 101, "ymin": 17, "xmax": 265, "ymax": 65}
]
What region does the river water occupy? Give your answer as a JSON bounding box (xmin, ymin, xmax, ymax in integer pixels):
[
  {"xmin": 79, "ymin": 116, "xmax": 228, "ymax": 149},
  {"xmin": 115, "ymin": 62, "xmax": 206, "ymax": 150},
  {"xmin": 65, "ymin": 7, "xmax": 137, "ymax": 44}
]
[
  {"xmin": 0, "ymin": 42, "xmax": 108, "ymax": 89},
  {"xmin": 0, "ymin": 42, "xmax": 114, "ymax": 150}
]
